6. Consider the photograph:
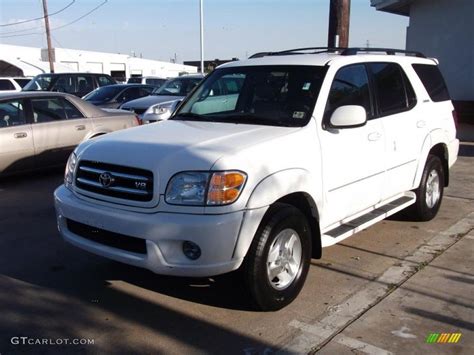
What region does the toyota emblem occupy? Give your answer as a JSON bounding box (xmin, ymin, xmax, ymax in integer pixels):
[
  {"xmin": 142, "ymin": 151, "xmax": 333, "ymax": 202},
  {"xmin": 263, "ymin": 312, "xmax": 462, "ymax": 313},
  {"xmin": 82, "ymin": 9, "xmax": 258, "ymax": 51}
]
[{"xmin": 99, "ymin": 172, "xmax": 115, "ymax": 188}]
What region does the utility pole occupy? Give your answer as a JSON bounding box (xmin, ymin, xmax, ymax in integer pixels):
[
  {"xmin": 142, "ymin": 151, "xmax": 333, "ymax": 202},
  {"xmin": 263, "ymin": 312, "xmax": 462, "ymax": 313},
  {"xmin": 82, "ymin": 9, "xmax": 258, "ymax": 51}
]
[
  {"xmin": 327, "ymin": 0, "xmax": 351, "ymax": 48},
  {"xmin": 42, "ymin": 0, "xmax": 55, "ymax": 73},
  {"xmin": 200, "ymin": 0, "xmax": 204, "ymax": 74}
]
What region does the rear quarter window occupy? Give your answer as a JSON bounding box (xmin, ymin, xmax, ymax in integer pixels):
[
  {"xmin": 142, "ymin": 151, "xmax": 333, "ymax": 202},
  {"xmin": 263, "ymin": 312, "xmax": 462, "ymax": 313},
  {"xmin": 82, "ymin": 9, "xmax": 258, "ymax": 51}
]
[
  {"xmin": 0, "ymin": 79, "xmax": 15, "ymax": 91},
  {"xmin": 412, "ymin": 64, "xmax": 450, "ymax": 102}
]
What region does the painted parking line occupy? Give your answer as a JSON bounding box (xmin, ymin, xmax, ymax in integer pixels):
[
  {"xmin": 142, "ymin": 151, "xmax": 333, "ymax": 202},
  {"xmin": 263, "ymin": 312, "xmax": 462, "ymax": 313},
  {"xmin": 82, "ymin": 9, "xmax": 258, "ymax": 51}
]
[{"xmin": 278, "ymin": 212, "xmax": 474, "ymax": 354}]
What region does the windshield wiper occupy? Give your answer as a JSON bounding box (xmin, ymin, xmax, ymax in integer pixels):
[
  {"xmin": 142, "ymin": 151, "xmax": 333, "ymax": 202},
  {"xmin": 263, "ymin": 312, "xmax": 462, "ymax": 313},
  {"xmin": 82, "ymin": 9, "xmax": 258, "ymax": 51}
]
[{"xmin": 173, "ymin": 112, "xmax": 208, "ymax": 121}]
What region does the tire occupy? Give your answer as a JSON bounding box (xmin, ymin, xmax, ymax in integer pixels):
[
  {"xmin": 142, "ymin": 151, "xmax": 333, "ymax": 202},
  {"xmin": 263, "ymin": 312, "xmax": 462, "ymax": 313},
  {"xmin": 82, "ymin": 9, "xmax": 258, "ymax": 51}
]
[
  {"xmin": 243, "ymin": 203, "xmax": 312, "ymax": 311},
  {"xmin": 411, "ymin": 155, "xmax": 445, "ymax": 221}
]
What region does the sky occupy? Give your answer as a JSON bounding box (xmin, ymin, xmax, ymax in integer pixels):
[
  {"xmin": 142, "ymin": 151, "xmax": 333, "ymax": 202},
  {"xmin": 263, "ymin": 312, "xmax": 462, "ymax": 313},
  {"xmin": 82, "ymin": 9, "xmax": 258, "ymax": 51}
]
[{"xmin": 0, "ymin": 0, "xmax": 409, "ymax": 63}]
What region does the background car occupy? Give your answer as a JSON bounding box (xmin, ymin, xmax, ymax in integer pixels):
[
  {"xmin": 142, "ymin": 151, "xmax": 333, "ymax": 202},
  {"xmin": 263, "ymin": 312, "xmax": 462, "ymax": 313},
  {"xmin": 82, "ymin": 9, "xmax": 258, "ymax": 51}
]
[
  {"xmin": 120, "ymin": 74, "xmax": 204, "ymax": 121},
  {"xmin": 22, "ymin": 73, "xmax": 116, "ymax": 97},
  {"xmin": 83, "ymin": 84, "xmax": 154, "ymax": 109},
  {"xmin": 0, "ymin": 77, "xmax": 32, "ymax": 92},
  {"xmin": 127, "ymin": 76, "xmax": 167, "ymax": 88},
  {"xmin": 0, "ymin": 92, "xmax": 139, "ymax": 176}
]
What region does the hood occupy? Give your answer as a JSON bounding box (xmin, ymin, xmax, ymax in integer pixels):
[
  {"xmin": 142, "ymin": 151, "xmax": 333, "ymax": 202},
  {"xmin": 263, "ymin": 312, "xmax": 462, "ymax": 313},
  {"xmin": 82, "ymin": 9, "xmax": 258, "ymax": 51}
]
[
  {"xmin": 76, "ymin": 120, "xmax": 296, "ymax": 194},
  {"xmin": 121, "ymin": 95, "xmax": 183, "ymax": 110}
]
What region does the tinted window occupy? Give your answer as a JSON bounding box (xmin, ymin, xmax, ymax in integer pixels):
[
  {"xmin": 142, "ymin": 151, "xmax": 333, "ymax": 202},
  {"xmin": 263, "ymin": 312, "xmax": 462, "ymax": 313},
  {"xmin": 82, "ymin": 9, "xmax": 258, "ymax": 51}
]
[
  {"xmin": 31, "ymin": 98, "xmax": 68, "ymax": 123},
  {"xmin": 139, "ymin": 87, "xmax": 153, "ymax": 96},
  {"xmin": 175, "ymin": 65, "xmax": 326, "ymax": 127},
  {"xmin": 412, "ymin": 64, "xmax": 450, "ymax": 102},
  {"xmin": 0, "ymin": 100, "xmax": 26, "ymax": 127},
  {"xmin": 84, "ymin": 85, "xmax": 124, "ymax": 101},
  {"xmin": 370, "ymin": 63, "xmax": 412, "ymax": 115},
  {"xmin": 52, "ymin": 76, "xmax": 75, "ymax": 93},
  {"xmin": 76, "ymin": 76, "xmax": 94, "ymax": 94},
  {"xmin": 127, "ymin": 77, "xmax": 142, "ymax": 84},
  {"xmin": 23, "ymin": 74, "xmax": 54, "ymax": 91},
  {"xmin": 13, "ymin": 78, "xmax": 31, "ymax": 88},
  {"xmin": 62, "ymin": 99, "xmax": 84, "ymax": 119},
  {"xmin": 326, "ymin": 64, "xmax": 372, "ymax": 119},
  {"xmin": 117, "ymin": 87, "xmax": 141, "ymax": 102},
  {"xmin": 97, "ymin": 75, "xmax": 115, "ymax": 87},
  {"xmin": 0, "ymin": 79, "xmax": 15, "ymax": 90}
]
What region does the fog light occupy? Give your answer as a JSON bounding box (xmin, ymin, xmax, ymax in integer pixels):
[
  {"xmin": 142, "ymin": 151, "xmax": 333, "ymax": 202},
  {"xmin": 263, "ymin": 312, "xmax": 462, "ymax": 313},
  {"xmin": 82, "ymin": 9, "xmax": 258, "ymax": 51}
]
[{"xmin": 183, "ymin": 241, "xmax": 201, "ymax": 260}]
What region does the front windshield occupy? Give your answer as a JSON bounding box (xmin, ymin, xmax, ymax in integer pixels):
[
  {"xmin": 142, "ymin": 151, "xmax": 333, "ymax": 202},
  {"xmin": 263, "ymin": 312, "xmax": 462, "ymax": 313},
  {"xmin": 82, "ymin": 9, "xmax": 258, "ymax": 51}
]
[
  {"xmin": 173, "ymin": 65, "xmax": 327, "ymax": 127},
  {"xmin": 153, "ymin": 78, "xmax": 198, "ymax": 96},
  {"xmin": 84, "ymin": 85, "xmax": 124, "ymax": 101},
  {"xmin": 23, "ymin": 74, "xmax": 54, "ymax": 91}
]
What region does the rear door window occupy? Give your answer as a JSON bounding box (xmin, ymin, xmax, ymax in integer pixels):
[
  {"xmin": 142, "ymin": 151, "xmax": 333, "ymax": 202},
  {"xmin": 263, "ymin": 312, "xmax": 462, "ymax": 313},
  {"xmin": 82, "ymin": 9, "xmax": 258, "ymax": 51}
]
[
  {"xmin": 76, "ymin": 75, "xmax": 94, "ymax": 94},
  {"xmin": 369, "ymin": 63, "xmax": 416, "ymax": 116},
  {"xmin": 412, "ymin": 64, "xmax": 450, "ymax": 102},
  {"xmin": 0, "ymin": 100, "xmax": 26, "ymax": 127},
  {"xmin": 62, "ymin": 98, "xmax": 84, "ymax": 119},
  {"xmin": 31, "ymin": 98, "xmax": 68, "ymax": 123},
  {"xmin": 52, "ymin": 76, "xmax": 76, "ymax": 93}
]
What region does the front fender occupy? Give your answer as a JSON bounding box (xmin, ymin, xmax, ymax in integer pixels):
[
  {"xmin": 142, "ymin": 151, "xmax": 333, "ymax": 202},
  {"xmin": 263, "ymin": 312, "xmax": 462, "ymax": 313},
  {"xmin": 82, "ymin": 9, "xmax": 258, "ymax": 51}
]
[
  {"xmin": 232, "ymin": 169, "xmax": 321, "ymax": 260},
  {"xmin": 245, "ymin": 168, "xmax": 320, "ymax": 209}
]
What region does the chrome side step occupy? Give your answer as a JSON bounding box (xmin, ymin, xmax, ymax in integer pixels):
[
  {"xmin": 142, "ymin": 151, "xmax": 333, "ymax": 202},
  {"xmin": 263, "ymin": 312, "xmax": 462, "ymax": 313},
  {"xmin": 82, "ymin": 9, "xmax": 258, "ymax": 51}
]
[{"xmin": 321, "ymin": 192, "xmax": 416, "ymax": 247}]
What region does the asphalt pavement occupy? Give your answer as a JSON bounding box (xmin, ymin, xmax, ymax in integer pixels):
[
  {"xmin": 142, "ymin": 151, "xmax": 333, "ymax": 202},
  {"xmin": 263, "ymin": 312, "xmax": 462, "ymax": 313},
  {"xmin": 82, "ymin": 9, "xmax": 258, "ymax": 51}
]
[{"xmin": 0, "ymin": 142, "xmax": 473, "ymax": 355}]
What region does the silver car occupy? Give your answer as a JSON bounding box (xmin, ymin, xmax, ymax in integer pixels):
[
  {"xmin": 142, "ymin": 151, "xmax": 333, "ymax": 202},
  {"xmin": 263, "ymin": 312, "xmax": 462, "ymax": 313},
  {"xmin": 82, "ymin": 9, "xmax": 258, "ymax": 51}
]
[{"xmin": 0, "ymin": 92, "xmax": 139, "ymax": 176}]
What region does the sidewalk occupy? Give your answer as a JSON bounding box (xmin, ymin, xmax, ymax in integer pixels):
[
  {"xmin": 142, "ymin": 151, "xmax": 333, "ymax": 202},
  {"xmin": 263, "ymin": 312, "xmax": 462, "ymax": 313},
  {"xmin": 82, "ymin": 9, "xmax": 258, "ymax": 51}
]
[{"xmin": 317, "ymin": 231, "xmax": 474, "ymax": 355}]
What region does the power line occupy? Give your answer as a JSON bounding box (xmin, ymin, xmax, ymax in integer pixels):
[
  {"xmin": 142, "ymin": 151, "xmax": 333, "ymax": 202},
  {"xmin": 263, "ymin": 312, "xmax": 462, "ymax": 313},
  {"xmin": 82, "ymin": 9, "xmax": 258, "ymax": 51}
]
[
  {"xmin": 0, "ymin": 0, "xmax": 108, "ymax": 38},
  {"xmin": 52, "ymin": 0, "xmax": 108, "ymax": 31},
  {"xmin": 0, "ymin": 0, "xmax": 76, "ymax": 27}
]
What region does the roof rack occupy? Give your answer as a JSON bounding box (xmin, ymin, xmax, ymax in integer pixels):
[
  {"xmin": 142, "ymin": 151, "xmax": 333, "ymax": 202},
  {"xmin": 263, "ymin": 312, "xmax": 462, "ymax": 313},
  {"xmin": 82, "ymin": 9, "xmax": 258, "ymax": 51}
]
[
  {"xmin": 248, "ymin": 47, "xmax": 426, "ymax": 59},
  {"xmin": 340, "ymin": 47, "xmax": 426, "ymax": 58}
]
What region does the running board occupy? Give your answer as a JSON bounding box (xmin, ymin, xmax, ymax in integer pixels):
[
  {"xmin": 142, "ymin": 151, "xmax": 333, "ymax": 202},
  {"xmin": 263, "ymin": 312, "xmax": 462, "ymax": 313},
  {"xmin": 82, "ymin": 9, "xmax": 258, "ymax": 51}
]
[{"xmin": 321, "ymin": 192, "xmax": 416, "ymax": 247}]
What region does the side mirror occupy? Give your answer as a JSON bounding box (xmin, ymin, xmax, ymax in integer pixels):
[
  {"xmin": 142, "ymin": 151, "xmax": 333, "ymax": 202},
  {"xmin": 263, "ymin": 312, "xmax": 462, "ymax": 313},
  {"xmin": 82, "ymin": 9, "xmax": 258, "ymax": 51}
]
[{"xmin": 329, "ymin": 105, "xmax": 367, "ymax": 129}]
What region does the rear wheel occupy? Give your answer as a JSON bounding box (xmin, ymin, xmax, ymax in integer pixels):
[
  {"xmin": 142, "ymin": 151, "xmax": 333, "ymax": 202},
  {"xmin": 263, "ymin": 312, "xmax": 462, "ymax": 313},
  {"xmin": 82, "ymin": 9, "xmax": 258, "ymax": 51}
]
[
  {"xmin": 243, "ymin": 203, "xmax": 312, "ymax": 311},
  {"xmin": 411, "ymin": 155, "xmax": 445, "ymax": 221}
]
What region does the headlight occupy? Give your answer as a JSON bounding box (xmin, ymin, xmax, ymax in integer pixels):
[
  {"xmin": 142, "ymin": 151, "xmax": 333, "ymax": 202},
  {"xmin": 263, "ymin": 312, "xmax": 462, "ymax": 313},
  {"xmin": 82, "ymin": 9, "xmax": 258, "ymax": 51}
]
[
  {"xmin": 165, "ymin": 172, "xmax": 209, "ymax": 205},
  {"xmin": 165, "ymin": 171, "xmax": 247, "ymax": 206},
  {"xmin": 64, "ymin": 152, "xmax": 77, "ymax": 189},
  {"xmin": 144, "ymin": 101, "xmax": 175, "ymax": 120}
]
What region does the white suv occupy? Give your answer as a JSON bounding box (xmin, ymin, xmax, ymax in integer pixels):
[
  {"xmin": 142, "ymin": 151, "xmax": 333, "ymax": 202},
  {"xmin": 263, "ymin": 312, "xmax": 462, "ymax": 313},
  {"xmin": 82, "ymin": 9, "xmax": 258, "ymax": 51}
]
[{"xmin": 54, "ymin": 47, "xmax": 459, "ymax": 310}]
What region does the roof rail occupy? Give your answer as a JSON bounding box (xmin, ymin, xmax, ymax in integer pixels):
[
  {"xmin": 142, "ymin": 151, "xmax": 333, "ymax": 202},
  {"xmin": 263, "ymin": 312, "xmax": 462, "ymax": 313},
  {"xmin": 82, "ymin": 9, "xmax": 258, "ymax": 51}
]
[
  {"xmin": 248, "ymin": 47, "xmax": 347, "ymax": 59},
  {"xmin": 340, "ymin": 47, "xmax": 426, "ymax": 58},
  {"xmin": 248, "ymin": 47, "xmax": 426, "ymax": 59}
]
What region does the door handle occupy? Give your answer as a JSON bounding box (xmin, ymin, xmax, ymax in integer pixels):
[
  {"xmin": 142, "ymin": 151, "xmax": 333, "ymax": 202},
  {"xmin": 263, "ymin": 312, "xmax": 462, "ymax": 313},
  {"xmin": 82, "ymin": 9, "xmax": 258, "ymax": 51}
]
[
  {"xmin": 14, "ymin": 132, "xmax": 27, "ymax": 139},
  {"xmin": 368, "ymin": 132, "xmax": 382, "ymax": 141},
  {"xmin": 75, "ymin": 125, "xmax": 86, "ymax": 131},
  {"xmin": 416, "ymin": 120, "xmax": 426, "ymax": 128}
]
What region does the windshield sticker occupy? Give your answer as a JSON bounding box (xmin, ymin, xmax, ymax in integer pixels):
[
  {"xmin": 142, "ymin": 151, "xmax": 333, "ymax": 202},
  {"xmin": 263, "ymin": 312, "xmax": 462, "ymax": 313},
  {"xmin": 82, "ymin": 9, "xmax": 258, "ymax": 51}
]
[
  {"xmin": 292, "ymin": 111, "xmax": 306, "ymax": 119},
  {"xmin": 302, "ymin": 82, "xmax": 311, "ymax": 91}
]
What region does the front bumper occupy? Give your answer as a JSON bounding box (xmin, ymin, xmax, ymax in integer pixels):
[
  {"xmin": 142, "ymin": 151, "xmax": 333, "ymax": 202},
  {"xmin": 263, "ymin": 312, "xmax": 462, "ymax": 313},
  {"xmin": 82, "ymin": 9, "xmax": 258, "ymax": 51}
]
[{"xmin": 54, "ymin": 185, "xmax": 245, "ymax": 277}]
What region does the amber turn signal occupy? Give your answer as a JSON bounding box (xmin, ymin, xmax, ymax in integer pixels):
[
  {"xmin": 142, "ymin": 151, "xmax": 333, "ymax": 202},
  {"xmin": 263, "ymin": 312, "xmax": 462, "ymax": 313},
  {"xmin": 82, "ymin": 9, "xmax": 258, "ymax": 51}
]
[{"xmin": 207, "ymin": 171, "xmax": 247, "ymax": 205}]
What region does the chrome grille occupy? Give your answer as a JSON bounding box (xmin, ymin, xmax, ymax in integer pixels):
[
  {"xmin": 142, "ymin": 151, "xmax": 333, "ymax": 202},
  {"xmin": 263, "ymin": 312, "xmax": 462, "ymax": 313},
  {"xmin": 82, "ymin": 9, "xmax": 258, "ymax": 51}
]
[{"xmin": 75, "ymin": 160, "xmax": 154, "ymax": 202}]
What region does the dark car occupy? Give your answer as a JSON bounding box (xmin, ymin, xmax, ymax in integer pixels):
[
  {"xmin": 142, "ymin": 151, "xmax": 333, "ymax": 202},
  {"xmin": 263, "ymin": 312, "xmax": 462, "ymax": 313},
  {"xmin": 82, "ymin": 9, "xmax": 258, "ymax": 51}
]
[
  {"xmin": 83, "ymin": 84, "xmax": 155, "ymax": 109},
  {"xmin": 23, "ymin": 73, "xmax": 116, "ymax": 97}
]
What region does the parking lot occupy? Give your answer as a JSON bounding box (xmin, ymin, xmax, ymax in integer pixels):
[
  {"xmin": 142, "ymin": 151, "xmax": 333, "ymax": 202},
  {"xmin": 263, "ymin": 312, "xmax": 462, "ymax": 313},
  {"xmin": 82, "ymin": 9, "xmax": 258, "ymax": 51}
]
[{"xmin": 0, "ymin": 142, "xmax": 473, "ymax": 354}]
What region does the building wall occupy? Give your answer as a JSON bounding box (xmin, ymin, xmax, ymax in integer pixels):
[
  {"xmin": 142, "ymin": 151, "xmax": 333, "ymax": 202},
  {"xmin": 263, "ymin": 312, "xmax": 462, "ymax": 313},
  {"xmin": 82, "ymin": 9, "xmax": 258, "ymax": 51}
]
[
  {"xmin": 0, "ymin": 44, "xmax": 197, "ymax": 79},
  {"xmin": 406, "ymin": 0, "xmax": 474, "ymax": 101}
]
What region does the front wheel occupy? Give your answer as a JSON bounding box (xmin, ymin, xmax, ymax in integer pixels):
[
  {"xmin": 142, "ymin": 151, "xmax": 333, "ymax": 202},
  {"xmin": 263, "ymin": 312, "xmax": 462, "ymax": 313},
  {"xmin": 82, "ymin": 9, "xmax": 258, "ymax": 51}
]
[
  {"xmin": 243, "ymin": 203, "xmax": 312, "ymax": 311},
  {"xmin": 411, "ymin": 155, "xmax": 445, "ymax": 221}
]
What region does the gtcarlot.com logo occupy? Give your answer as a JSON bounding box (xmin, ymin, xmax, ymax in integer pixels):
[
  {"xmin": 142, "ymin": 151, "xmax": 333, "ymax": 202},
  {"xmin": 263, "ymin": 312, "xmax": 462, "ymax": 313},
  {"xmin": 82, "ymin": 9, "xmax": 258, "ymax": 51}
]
[{"xmin": 11, "ymin": 336, "xmax": 95, "ymax": 346}]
